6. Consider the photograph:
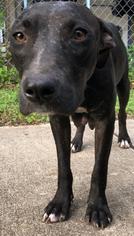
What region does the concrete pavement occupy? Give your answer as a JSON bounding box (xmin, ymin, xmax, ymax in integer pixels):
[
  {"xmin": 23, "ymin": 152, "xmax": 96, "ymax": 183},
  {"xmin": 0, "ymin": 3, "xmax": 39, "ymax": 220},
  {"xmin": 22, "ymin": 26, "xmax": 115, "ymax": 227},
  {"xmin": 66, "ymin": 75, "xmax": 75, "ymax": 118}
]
[{"xmin": 0, "ymin": 120, "xmax": 134, "ymax": 236}]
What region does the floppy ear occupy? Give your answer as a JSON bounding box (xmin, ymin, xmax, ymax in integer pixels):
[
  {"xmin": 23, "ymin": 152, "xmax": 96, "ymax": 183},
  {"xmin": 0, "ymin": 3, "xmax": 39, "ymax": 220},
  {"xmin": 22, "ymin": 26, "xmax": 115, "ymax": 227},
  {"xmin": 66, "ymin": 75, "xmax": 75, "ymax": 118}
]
[{"xmin": 99, "ymin": 19, "xmax": 116, "ymax": 51}]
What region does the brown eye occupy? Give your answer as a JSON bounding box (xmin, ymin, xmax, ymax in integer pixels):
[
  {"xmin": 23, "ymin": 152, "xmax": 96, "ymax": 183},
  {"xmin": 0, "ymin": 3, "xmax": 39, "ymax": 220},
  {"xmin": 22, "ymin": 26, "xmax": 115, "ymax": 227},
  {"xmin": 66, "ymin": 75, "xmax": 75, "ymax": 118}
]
[
  {"xmin": 73, "ymin": 29, "xmax": 87, "ymax": 42},
  {"xmin": 13, "ymin": 32, "xmax": 27, "ymax": 43}
]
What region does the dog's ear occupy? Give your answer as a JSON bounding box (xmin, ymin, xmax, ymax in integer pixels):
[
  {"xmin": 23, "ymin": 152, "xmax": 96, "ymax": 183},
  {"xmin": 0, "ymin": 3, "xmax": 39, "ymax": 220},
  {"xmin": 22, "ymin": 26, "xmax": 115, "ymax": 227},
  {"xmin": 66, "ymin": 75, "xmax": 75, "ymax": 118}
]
[
  {"xmin": 96, "ymin": 20, "xmax": 116, "ymax": 68},
  {"xmin": 98, "ymin": 19, "xmax": 116, "ymax": 51}
]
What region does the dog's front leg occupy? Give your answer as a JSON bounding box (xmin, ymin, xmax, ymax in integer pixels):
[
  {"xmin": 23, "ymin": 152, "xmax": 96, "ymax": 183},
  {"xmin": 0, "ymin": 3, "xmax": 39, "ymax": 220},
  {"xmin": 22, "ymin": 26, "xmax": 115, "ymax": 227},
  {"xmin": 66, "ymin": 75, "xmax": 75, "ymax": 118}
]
[
  {"xmin": 86, "ymin": 114, "xmax": 115, "ymax": 228},
  {"xmin": 43, "ymin": 115, "xmax": 73, "ymax": 223}
]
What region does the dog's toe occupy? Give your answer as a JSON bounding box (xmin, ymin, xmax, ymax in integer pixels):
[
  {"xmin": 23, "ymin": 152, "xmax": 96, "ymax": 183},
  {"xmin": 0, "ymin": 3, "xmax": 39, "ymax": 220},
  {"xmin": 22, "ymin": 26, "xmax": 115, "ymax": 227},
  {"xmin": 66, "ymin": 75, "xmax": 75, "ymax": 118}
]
[
  {"xmin": 71, "ymin": 143, "xmax": 77, "ymax": 152},
  {"xmin": 42, "ymin": 194, "xmax": 72, "ymax": 224},
  {"xmin": 49, "ymin": 213, "xmax": 59, "ymax": 222},
  {"xmin": 42, "ymin": 213, "xmax": 65, "ymax": 223},
  {"xmin": 85, "ymin": 203, "xmax": 112, "ymax": 229},
  {"xmin": 119, "ymin": 139, "xmax": 130, "ymax": 149},
  {"xmin": 42, "ymin": 212, "xmax": 65, "ymax": 223},
  {"xmin": 71, "ymin": 139, "xmax": 83, "ymax": 153}
]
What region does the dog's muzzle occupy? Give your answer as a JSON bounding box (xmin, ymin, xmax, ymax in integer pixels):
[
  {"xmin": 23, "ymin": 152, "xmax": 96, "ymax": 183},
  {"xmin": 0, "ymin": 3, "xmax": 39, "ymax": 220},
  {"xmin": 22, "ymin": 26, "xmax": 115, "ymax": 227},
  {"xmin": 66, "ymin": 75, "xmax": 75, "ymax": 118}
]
[
  {"xmin": 20, "ymin": 72, "xmax": 80, "ymax": 115},
  {"xmin": 22, "ymin": 73, "xmax": 58, "ymax": 104}
]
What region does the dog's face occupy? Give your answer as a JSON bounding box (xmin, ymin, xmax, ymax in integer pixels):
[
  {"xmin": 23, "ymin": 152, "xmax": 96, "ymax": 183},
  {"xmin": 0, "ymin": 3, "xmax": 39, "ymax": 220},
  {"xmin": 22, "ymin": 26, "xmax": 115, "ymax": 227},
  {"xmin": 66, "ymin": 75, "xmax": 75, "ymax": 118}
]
[{"xmin": 10, "ymin": 2, "xmax": 114, "ymax": 115}]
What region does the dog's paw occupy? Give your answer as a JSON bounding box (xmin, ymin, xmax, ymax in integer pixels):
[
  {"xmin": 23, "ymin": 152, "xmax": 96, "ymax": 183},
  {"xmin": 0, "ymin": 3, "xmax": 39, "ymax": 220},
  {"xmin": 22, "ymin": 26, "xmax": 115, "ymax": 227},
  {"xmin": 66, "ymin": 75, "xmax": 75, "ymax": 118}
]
[
  {"xmin": 118, "ymin": 139, "xmax": 130, "ymax": 149},
  {"xmin": 42, "ymin": 202, "xmax": 68, "ymax": 223},
  {"xmin": 85, "ymin": 202, "xmax": 112, "ymax": 229},
  {"xmin": 42, "ymin": 212, "xmax": 65, "ymax": 223},
  {"xmin": 71, "ymin": 137, "xmax": 83, "ymax": 153},
  {"xmin": 118, "ymin": 133, "xmax": 132, "ymax": 149},
  {"xmin": 42, "ymin": 194, "xmax": 73, "ymax": 223}
]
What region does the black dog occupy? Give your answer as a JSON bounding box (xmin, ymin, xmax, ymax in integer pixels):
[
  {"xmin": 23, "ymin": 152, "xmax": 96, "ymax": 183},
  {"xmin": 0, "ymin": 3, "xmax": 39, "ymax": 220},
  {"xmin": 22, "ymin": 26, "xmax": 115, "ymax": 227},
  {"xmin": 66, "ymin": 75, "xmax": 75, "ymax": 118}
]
[{"xmin": 10, "ymin": 2, "xmax": 131, "ymax": 228}]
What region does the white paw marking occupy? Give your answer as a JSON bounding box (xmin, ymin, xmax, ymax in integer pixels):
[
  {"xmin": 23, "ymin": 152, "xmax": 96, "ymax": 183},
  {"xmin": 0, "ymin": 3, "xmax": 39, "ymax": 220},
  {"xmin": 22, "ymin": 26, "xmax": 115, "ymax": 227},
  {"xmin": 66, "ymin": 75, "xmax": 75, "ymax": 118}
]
[
  {"xmin": 49, "ymin": 213, "xmax": 59, "ymax": 222},
  {"xmin": 120, "ymin": 140, "xmax": 125, "ymax": 148},
  {"xmin": 71, "ymin": 144, "xmax": 76, "ymax": 152},
  {"xmin": 42, "ymin": 213, "xmax": 65, "ymax": 223},
  {"xmin": 119, "ymin": 140, "xmax": 130, "ymax": 149},
  {"xmin": 70, "ymin": 143, "xmax": 73, "ymax": 148},
  {"xmin": 125, "ymin": 140, "xmax": 130, "ymax": 148}
]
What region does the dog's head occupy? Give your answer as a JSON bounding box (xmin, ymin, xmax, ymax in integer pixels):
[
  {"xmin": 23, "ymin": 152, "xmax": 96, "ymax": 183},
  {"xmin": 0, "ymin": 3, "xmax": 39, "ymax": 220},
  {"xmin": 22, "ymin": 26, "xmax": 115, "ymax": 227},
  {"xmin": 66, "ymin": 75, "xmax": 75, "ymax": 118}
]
[{"xmin": 10, "ymin": 2, "xmax": 115, "ymax": 115}]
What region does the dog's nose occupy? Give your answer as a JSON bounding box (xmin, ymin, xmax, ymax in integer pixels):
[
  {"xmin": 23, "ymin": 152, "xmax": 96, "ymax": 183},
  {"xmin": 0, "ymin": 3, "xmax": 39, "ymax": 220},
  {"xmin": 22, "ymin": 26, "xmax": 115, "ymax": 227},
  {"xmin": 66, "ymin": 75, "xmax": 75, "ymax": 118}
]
[{"xmin": 23, "ymin": 76, "xmax": 56, "ymax": 102}]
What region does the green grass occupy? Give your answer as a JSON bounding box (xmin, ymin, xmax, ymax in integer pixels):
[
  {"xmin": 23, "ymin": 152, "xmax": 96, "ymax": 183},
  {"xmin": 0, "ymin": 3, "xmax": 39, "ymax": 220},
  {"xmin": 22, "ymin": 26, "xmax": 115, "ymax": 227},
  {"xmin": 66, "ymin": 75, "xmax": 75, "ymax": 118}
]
[
  {"xmin": 0, "ymin": 86, "xmax": 48, "ymax": 126},
  {"xmin": 116, "ymin": 89, "xmax": 134, "ymax": 116},
  {"xmin": 0, "ymin": 86, "xmax": 134, "ymax": 126}
]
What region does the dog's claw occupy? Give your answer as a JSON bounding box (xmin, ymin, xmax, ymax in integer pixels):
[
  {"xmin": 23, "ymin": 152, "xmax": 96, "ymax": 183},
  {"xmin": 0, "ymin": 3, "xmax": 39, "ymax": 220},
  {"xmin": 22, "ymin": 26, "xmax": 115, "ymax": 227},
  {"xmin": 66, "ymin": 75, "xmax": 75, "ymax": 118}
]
[
  {"xmin": 42, "ymin": 213, "xmax": 49, "ymax": 222},
  {"xmin": 108, "ymin": 217, "xmax": 112, "ymax": 223},
  {"xmin": 85, "ymin": 201, "xmax": 112, "ymax": 229}
]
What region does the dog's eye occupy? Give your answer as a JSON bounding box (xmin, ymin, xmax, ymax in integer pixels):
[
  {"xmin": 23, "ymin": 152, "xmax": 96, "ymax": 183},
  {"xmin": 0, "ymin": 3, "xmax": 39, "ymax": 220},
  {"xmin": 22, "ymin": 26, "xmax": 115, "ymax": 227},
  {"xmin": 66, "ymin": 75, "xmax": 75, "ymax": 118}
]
[
  {"xmin": 13, "ymin": 32, "xmax": 27, "ymax": 43},
  {"xmin": 72, "ymin": 28, "xmax": 87, "ymax": 42}
]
